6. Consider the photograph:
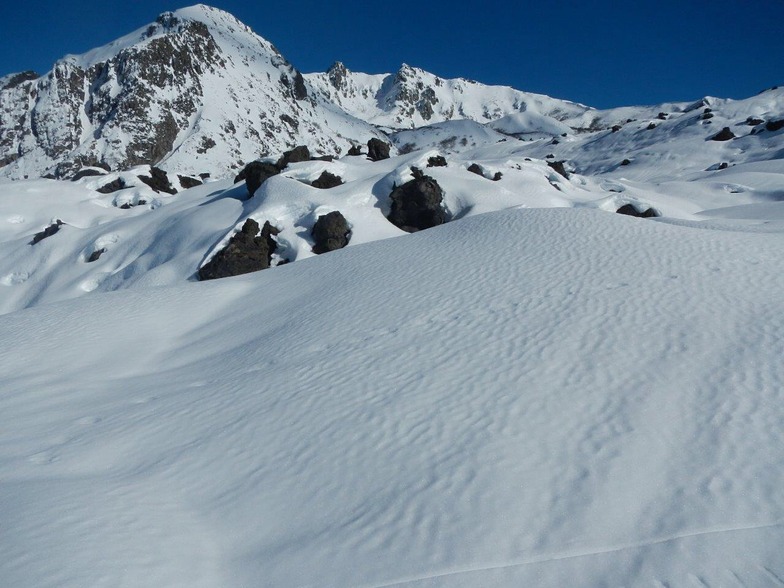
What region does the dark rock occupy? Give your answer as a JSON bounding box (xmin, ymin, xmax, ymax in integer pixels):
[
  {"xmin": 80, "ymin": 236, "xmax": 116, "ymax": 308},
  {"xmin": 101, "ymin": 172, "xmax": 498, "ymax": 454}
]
[
  {"xmin": 545, "ymin": 153, "xmax": 555, "ymax": 159},
  {"xmin": 718, "ymin": 162, "xmax": 729, "ymax": 170},
  {"xmin": 31, "ymin": 220, "xmax": 63, "ymax": 244},
  {"xmin": 427, "ymin": 155, "xmax": 447, "ymax": 167},
  {"xmin": 311, "ymin": 155, "xmax": 335, "ymax": 162},
  {"xmin": 746, "ymin": 117, "xmax": 764, "ymax": 126},
  {"xmin": 292, "ymin": 70, "xmax": 308, "ymax": 100},
  {"xmin": 551, "ymin": 138, "xmax": 560, "ymax": 145},
  {"xmin": 620, "ymin": 159, "xmax": 631, "ymax": 166},
  {"xmin": 616, "ymin": 204, "xmax": 659, "ymax": 218},
  {"xmin": 646, "ymin": 122, "xmax": 657, "ymax": 130},
  {"xmin": 198, "ymin": 219, "xmax": 279, "ymax": 280},
  {"xmin": 178, "ymin": 174, "xmax": 202, "ymax": 189},
  {"xmin": 138, "ymin": 199, "xmax": 147, "ymax": 206},
  {"xmin": 71, "ymin": 168, "xmax": 106, "ymax": 181},
  {"xmin": 97, "ymin": 178, "xmax": 126, "ymax": 193},
  {"xmin": 311, "ymin": 170, "xmax": 343, "ymax": 189},
  {"xmin": 547, "ymin": 160, "xmax": 570, "ymax": 179},
  {"xmin": 766, "ymin": 119, "xmax": 784, "ymax": 132},
  {"xmin": 657, "ymin": 112, "xmax": 668, "ymax": 120},
  {"xmin": 199, "ymin": 172, "xmax": 211, "ymax": 180},
  {"xmin": 1, "ymin": 70, "xmax": 39, "ymax": 90},
  {"xmin": 120, "ymin": 202, "xmax": 133, "ymax": 209},
  {"xmin": 311, "ymin": 211, "xmax": 351, "ymax": 254},
  {"xmin": 467, "ymin": 163, "xmax": 485, "ymax": 177},
  {"xmin": 347, "ymin": 144, "xmax": 363, "ymax": 156},
  {"xmin": 410, "ymin": 166, "xmax": 425, "ymax": 180},
  {"xmin": 493, "ymin": 172, "xmax": 503, "ymax": 181},
  {"xmin": 367, "ymin": 138, "xmax": 391, "ymax": 161},
  {"xmin": 235, "ymin": 161, "xmax": 280, "ymax": 197},
  {"xmin": 701, "ymin": 112, "xmax": 714, "ymax": 120},
  {"xmin": 611, "ymin": 125, "xmax": 622, "ymax": 133},
  {"xmin": 138, "ymin": 166, "xmax": 176, "ymax": 194},
  {"xmin": 277, "ymin": 145, "xmax": 310, "ymax": 169},
  {"xmin": 710, "ymin": 127, "xmax": 736, "ymax": 141},
  {"xmin": 387, "ymin": 175, "xmax": 447, "ymax": 233},
  {"xmin": 87, "ymin": 248, "xmax": 106, "ymax": 262}
]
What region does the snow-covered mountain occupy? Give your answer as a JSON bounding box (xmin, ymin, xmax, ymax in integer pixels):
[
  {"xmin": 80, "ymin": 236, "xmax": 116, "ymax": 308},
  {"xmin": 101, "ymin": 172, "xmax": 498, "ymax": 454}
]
[
  {"xmin": 2, "ymin": 5, "xmax": 784, "ymax": 587},
  {"xmin": 0, "ymin": 5, "xmax": 385, "ymax": 180}
]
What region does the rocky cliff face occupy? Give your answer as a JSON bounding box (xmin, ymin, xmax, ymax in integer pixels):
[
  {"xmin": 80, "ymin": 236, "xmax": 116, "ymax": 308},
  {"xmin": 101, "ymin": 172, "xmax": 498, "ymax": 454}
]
[{"xmin": 0, "ymin": 5, "xmax": 382, "ymax": 180}]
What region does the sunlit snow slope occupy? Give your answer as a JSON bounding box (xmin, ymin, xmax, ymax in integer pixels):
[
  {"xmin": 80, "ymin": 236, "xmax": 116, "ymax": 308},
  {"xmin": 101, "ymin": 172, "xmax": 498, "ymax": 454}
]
[{"xmin": 2, "ymin": 207, "xmax": 784, "ymax": 587}]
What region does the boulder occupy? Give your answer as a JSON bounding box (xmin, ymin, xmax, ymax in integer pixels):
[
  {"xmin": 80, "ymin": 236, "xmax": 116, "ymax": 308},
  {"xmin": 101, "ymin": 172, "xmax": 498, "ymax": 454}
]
[
  {"xmin": 746, "ymin": 117, "xmax": 764, "ymax": 126},
  {"xmin": 387, "ymin": 175, "xmax": 447, "ymax": 232},
  {"xmin": 657, "ymin": 112, "xmax": 668, "ymax": 120},
  {"xmin": 277, "ymin": 145, "xmax": 310, "ymax": 169},
  {"xmin": 611, "ymin": 125, "xmax": 622, "ymax": 133},
  {"xmin": 347, "ymin": 144, "xmax": 363, "ymax": 156},
  {"xmin": 31, "ymin": 220, "xmax": 63, "ymax": 245},
  {"xmin": 620, "ymin": 159, "xmax": 631, "ymax": 166},
  {"xmin": 616, "ymin": 204, "xmax": 659, "ymax": 218},
  {"xmin": 311, "ymin": 170, "xmax": 343, "ymax": 189},
  {"xmin": 87, "ymin": 248, "xmax": 106, "ymax": 262},
  {"xmin": 138, "ymin": 167, "xmax": 177, "ymax": 194},
  {"xmin": 96, "ymin": 178, "xmax": 126, "ymax": 194},
  {"xmin": 367, "ymin": 138, "xmax": 391, "ymax": 161},
  {"xmin": 71, "ymin": 168, "xmax": 106, "ymax": 181},
  {"xmin": 547, "ymin": 160, "xmax": 570, "ymax": 179},
  {"xmin": 766, "ymin": 119, "xmax": 784, "ymax": 132},
  {"xmin": 178, "ymin": 175, "xmax": 203, "ymax": 189},
  {"xmin": 427, "ymin": 155, "xmax": 447, "ymax": 167},
  {"xmin": 709, "ymin": 127, "xmax": 735, "ymax": 141},
  {"xmin": 311, "ymin": 211, "xmax": 351, "ymax": 254},
  {"xmin": 493, "ymin": 172, "xmax": 503, "ymax": 181},
  {"xmin": 467, "ymin": 163, "xmax": 484, "ymax": 177},
  {"xmin": 198, "ymin": 219, "xmax": 280, "ymax": 280},
  {"xmin": 235, "ymin": 161, "xmax": 280, "ymax": 198},
  {"xmin": 646, "ymin": 122, "xmax": 657, "ymax": 130}
]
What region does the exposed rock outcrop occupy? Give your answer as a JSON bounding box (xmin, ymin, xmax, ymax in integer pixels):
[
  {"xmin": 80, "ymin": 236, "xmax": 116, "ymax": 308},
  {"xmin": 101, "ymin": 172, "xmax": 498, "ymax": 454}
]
[
  {"xmin": 367, "ymin": 138, "xmax": 391, "ymax": 161},
  {"xmin": 31, "ymin": 220, "xmax": 64, "ymax": 244},
  {"xmin": 387, "ymin": 175, "xmax": 447, "ymax": 232},
  {"xmin": 616, "ymin": 204, "xmax": 660, "ymax": 218},
  {"xmin": 235, "ymin": 161, "xmax": 280, "ymax": 198},
  {"xmin": 311, "ymin": 211, "xmax": 351, "ymax": 254},
  {"xmin": 198, "ymin": 219, "xmax": 279, "ymax": 280},
  {"xmin": 138, "ymin": 167, "xmax": 176, "ymax": 194},
  {"xmin": 311, "ymin": 170, "xmax": 343, "ymax": 189},
  {"xmin": 709, "ymin": 127, "xmax": 735, "ymax": 141}
]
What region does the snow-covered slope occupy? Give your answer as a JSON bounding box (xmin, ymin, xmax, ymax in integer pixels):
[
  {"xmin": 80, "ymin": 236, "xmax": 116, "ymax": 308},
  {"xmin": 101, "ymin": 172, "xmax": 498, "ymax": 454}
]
[
  {"xmin": 0, "ymin": 5, "xmax": 384, "ymax": 180},
  {"xmin": 306, "ymin": 61, "xmax": 590, "ymax": 130},
  {"xmin": 3, "ymin": 205, "xmax": 784, "ymax": 587}
]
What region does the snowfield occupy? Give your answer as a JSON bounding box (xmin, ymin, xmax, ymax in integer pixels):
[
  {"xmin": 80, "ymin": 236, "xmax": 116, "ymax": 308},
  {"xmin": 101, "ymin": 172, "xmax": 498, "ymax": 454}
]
[
  {"xmin": 2, "ymin": 204, "xmax": 784, "ymax": 587},
  {"xmin": 1, "ymin": 5, "xmax": 784, "ymax": 587}
]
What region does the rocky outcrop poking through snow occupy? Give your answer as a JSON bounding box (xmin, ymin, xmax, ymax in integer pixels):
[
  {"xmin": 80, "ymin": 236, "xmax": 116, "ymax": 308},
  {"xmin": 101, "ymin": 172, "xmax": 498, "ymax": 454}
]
[
  {"xmin": 198, "ymin": 219, "xmax": 279, "ymax": 280},
  {"xmin": 311, "ymin": 171, "xmax": 343, "ymax": 189},
  {"xmin": 235, "ymin": 161, "xmax": 280, "ymax": 198},
  {"xmin": 367, "ymin": 138, "xmax": 391, "ymax": 162},
  {"xmin": 387, "ymin": 175, "xmax": 447, "ymax": 232},
  {"xmin": 277, "ymin": 145, "xmax": 310, "ymax": 169},
  {"xmin": 710, "ymin": 127, "xmax": 736, "ymax": 141},
  {"xmin": 616, "ymin": 204, "xmax": 660, "ymax": 218},
  {"xmin": 31, "ymin": 220, "xmax": 64, "ymax": 245},
  {"xmin": 311, "ymin": 211, "xmax": 351, "ymax": 254},
  {"xmin": 138, "ymin": 167, "xmax": 176, "ymax": 194}
]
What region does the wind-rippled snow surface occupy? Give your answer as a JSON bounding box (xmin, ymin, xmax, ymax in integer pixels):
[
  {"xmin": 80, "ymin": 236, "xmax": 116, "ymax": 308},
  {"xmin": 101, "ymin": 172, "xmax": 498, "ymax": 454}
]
[{"xmin": 2, "ymin": 206, "xmax": 784, "ymax": 587}]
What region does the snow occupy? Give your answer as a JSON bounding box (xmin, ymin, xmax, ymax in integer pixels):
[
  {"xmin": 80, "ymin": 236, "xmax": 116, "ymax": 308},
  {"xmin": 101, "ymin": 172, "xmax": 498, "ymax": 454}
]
[
  {"xmin": 1, "ymin": 5, "xmax": 784, "ymax": 587},
  {"xmin": 2, "ymin": 203, "xmax": 784, "ymax": 587}
]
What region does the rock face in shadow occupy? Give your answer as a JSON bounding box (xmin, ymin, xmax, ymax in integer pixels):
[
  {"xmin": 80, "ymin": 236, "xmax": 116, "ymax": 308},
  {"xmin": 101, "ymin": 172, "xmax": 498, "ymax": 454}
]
[
  {"xmin": 387, "ymin": 175, "xmax": 447, "ymax": 233},
  {"xmin": 277, "ymin": 145, "xmax": 310, "ymax": 169},
  {"xmin": 178, "ymin": 174, "xmax": 202, "ymax": 189},
  {"xmin": 709, "ymin": 127, "xmax": 735, "ymax": 141},
  {"xmin": 547, "ymin": 160, "xmax": 570, "ymax": 179},
  {"xmin": 766, "ymin": 119, "xmax": 784, "ymax": 132},
  {"xmin": 138, "ymin": 166, "xmax": 176, "ymax": 194},
  {"xmin": 87, "ymin": 248, "xmax": 106, "ymax": 262},
  {"xmin": 467, "ymin": 163, "xmax": 484, "ymax": 177},
  {"xmin": 198, "ymin": 219, "xmax": 279, "ymax": 280},
  {"xmin": 311, "ymin": 211, "xmax": 351, "ymax": 254},
  {"xmin": 235, "ymin": 161, "xmax": 280, "ymax": 198},
  {"xmin": 616, "ymin": 204, "xmax": 660, "ymax": 218},
  {"xmin": 367, "ymin": 138, "xmax": 391, "ymax": 161},
  {"xmin": 97, "ymin": 178, "xmax": 126, "ymax": 193},
  {"xmin": 311, "ymin": 170, "xmax": 343, "ymax": 189},
  {"xmin": 31, "ymin": 220, "xmax": 64, "ymax": 244},
  {"xmin": 71, "ymin": 168, "xmax": 106, "ymax": 181},
  {"xmin": 347, "ymin": 144, "xmax": 363, "ymax": 156},
  {"xmin": 427, "ymin": 155, "xmax": 447, "ymax": 167}
]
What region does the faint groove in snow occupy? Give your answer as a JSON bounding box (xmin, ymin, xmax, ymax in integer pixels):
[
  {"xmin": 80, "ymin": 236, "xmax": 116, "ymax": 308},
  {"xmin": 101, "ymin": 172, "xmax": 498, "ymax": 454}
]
[{"xmin": 366, "ymin": 521, "xmax": 784, "ymax": 588}]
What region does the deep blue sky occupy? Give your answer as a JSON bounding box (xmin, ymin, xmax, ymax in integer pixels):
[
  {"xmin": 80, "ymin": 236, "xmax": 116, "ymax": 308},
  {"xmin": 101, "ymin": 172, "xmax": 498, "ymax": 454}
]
[{"xmin": 2, "ymin": 0, "xmax": 781, "ymax": 109}]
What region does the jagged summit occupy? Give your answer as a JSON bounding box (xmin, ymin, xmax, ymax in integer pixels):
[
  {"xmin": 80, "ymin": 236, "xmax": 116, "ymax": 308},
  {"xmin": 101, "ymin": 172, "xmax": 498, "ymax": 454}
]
[{"xmin": 0, "ymin": 4, "xmax": 381, "ymax": 180}]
